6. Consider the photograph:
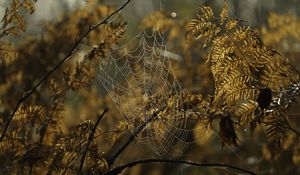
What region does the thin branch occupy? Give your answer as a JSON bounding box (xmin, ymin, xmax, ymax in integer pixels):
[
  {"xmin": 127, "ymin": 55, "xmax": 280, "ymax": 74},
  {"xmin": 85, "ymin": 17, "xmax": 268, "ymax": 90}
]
[
  {"xmin": 285, "ymin": 112, "xmax": 300, "ymax": 137},
  {"xmin": 289, "ymin": 126, "xmax": 300, "ymax": 137},
  {"xmin": 94, "ymin": 129, "xmax": 127, "ymax": 138},
  {"xmin": 29, "ymin": 163, "xmax": 33, "ymax": 175},
  {"xmin": 106, "ymin": 112, "xmax": 158, "ymax": 166},
  {"xmin": 104, "ymin": 159, "xmax": 257, "ymax": 175},
  {"xmin": 78, "ymin": 109, "xmax": 108, "ymax": 173},
  {"xmin": 0, "ymin": 0, "xmax": 132, "ymax": 142}
]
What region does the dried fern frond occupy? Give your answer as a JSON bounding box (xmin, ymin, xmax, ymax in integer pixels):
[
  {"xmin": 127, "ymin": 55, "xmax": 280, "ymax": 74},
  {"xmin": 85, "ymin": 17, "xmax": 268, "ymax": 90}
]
[
  {"xmin": 260, "ymin": 56, "xmax": 299, "ymax": 92},
  {"xmin": 224, "ymin": 87, "xmax": 257, "ymax": 107},
  {"xmin": 48, "ymin": 138, "xmax": 83, "ymax": 174},
  {"xmin": 14, "ymin": 105, "xmax": 46, "ymax": 123},
  {"xmin": 186, "ymin": 1, "xmax": 241, "ymax": 47},
  {"xmin": 219, "ymin": 0, "xmax": 228, "ymax": 22},
  {"xmin": 63, "ymin": 22, "xmax": 126, "ymax": 91},
  {"xmin": 105, "ymin": 22, "xmax": 127, "ymax": 46},
  {"xmin": 0, "ymin": 0, "xmax": 37, "ymax": 38},
  {"xmin": 0, "ymin": 132, "xmax": 29, "ymax": 174},
  {"xmin": 85, "ymin": 144, "xmax": 109, "ymax": 174},
  {"xmin": 187, "ymin": 1, "xmax": 300, "ymax": 152},
  {"xmin": 262, "ymin": 12, "xmax": 300, "ymax": 45},
  {"xmin": 235, "ymin": 29, "xmax": 270, "ymax": 69},
  {"xmin": 19, "ymin": 143, "xmax": 51, "ymax": 167},
  {"xmin": 264, "ymin": 106, "xmax": 290, "ymax": 152},
  {"xmin": 0, "ymin": 41, "xmax": 19, "ymax": 84},
  {"xmin": 0, "ymin": 133, "xmax": 26, "ymax": 153},
  {"xmin": 48, "ymin": 120, "xmax": 105, "ymax": 174},
  {"xmin": 214, "ymin": 72, "xmax": 257, "ymax": 106},
  {"xmin": 72, "ymin": 120, "xmax": 101, "ymax": 141},
  {"xmin": 0, "ymin": 42, "xmax": 18, "ymax": 66},
  {"xmin": 186, "ymin": 5, "xmax": 216, "ymax": 46},
  {"xmin": 208, "ymin": 35, "xmax": 236, "ymax": 68},
  {"xmin": 219, "ymin": 70, "xmax": 251, "ymax": 89},
  {"xmin": 234, "ymin": 100, "xmax": 258, "ymax": 124},
  {"xmin": 220, "ymin": 58, "xmax": 251, "ymax": 77}
]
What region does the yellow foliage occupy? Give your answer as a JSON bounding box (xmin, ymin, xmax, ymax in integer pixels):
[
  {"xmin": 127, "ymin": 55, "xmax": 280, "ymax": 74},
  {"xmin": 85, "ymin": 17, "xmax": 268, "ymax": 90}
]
[{"xmin": 0, "ymin": 0, "xmax": 300, "ymax": 174}]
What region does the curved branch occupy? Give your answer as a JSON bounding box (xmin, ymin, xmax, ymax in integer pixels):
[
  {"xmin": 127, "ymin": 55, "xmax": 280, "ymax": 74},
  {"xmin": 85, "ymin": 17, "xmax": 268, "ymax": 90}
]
[
  {"xmin": 286, "ymin": 114, "xmax": 300, "ymax": 137},
  {"xmin": 104, "ymin": 159, "xmax": 257, "ymax": 175},
  {"xmin": 0, "ymin": 0, "xmax": 132, "ymax": 142},
  {"xmin": 78, "ymin": 109, "xmax": 108, "ymax": 173},
  {"xmin": 106, "ymin": 112, "xmax": 158, "ymax": 166},
  {"xmin": 289, "ymin": 125, "xmax": 300, "ymax": 137}
]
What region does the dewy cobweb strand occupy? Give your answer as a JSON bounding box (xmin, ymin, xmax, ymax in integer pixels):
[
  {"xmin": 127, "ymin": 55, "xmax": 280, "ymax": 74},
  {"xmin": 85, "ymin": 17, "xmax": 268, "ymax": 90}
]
[{"xmin": 96, "ymin": 30, "xmax": 193, "ymax": 156}]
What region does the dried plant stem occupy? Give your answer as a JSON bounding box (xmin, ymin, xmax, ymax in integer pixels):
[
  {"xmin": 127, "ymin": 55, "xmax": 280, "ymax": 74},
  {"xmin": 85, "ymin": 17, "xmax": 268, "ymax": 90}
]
[
  {"xmin": 104, "ymin": 159, "xmax": 257, "ymax": 175},
  {"xmin": 286, "ymin": 115, "xmax": 300, "ymax": 137},
  {"xmin": 107, "ymin": 112, "xmax": 158, "ymax": 166},
  {"xmin": 78, "ymin": 109, "xmax": 108, "ymax": 173},
  {"xmin": 29, "ymin": 163, "xmax": 33, "ymax": 175},
  {"xmin": 289, "ymin": 126, "xmax": 300, "ymax": 137},
  {"xmin": 0, "ymin": 0, "xmax": 132, "ymax": 142}
]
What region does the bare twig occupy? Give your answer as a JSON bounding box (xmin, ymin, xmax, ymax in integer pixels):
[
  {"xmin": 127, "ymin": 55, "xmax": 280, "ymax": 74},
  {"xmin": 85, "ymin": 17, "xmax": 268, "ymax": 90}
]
[
  {"xmin": 29, "ymin": 163, "xmax": 33, "ymax": 175},
  {"xmin": 286, "ymin": 114, "xmax": 300, "ymax": 137},
  {"xmin": 104, "ymin": 159, "xmax": 257, "ymax": 175},
  {"xmin": 106, "ymin": 112, "xmax": 158, "ymax": 166},
  {"xmin": 0, "ymin": 0, "xmax": 132, "ymax": 142},
  {"xmin": 289, "ymin": 126, "xmax": 300, "ymax": 137},
  {"xmin": 78, "ymin": 109, "xmax": 108, "ymax": 173}
]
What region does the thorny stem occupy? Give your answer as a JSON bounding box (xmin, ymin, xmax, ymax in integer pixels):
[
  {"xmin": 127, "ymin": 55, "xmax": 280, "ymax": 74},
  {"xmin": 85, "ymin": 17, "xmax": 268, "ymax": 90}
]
[
  {"xmin": 104, "ymin": 159, "xmax": 257, "ymax": 175},
  {"xmin": 107, "ymin": 112, "xmax": 158, "ymax": 166},
  {"xmin": 0, "ymin": 0, "xmax": 132, "ymax": 142},
  {"xmin": 78, "ymin": 109, "xmax": 108, "ymax": 173}
]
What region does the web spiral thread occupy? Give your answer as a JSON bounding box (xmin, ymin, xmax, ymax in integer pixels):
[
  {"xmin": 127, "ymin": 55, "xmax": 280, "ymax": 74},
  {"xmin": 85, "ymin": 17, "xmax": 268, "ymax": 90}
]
[{"xmin": 97, "ymin": 30, "xmax": 191, "ymax": 156}]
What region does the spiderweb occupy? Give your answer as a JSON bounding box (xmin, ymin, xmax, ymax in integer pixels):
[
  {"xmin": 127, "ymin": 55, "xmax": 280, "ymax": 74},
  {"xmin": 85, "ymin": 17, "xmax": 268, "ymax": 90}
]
[
  {"xmin": 71, "ymin": 22, "xmax": 258, "ymax": 175},
  {"xmin": 72, "ymin": 22, "xmax": 255, "ymax": 175},
  {"xmin": 96, "ymin": 29, "xmax": 193, "ymax": 156},
  {"xmin": 70, "ymin": 6, "xmax": 258, "ymax": 172}
]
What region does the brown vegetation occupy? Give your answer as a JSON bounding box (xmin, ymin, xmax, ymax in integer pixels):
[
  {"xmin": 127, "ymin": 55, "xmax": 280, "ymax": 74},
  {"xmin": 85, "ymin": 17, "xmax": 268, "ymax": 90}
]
[{"xmin": 0, "ymin": 0, "xmax": 300, "ymax": 174}]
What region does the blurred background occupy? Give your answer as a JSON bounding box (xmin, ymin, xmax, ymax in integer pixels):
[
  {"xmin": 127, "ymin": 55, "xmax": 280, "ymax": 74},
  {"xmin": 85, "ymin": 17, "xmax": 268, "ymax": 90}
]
[{"xmin": 2, "ymin": 0, "xmax": 300, "ymax": 37}]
